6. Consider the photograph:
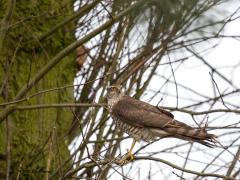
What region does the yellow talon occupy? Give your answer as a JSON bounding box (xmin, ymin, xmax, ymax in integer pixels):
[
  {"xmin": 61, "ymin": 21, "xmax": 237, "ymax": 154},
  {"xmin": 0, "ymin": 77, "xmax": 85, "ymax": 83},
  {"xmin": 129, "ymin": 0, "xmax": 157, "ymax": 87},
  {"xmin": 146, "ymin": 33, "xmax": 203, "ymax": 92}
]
[
  {"xmin": 116, "ymin": 139, "xmax": 137, "ymax": 165},
  {"xmin": 128, "ymin": 151, "xmax": 134, "ymax": 161}
]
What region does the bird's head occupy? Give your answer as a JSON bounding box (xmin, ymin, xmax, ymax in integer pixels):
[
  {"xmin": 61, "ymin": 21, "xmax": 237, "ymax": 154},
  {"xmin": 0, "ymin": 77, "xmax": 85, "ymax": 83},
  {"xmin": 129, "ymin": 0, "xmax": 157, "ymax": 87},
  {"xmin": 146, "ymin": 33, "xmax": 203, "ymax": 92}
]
[{"xmin": 106, "ymin": 85, "xmax": 122, "ymax": 100}]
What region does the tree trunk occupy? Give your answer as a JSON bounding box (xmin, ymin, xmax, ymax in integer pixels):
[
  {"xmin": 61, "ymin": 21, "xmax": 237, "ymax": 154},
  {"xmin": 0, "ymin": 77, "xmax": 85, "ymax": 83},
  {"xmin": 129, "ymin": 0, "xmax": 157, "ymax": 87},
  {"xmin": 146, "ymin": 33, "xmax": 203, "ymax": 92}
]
[{"xmin": 0, "ymin": 0, "xmax": 75, "ymax": 179}]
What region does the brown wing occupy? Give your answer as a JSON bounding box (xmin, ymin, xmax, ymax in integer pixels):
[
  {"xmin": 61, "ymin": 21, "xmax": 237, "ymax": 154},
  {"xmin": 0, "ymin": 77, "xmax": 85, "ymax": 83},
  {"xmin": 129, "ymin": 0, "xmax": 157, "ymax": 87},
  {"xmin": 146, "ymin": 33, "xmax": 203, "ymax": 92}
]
[
  {"xmin": 112, "ymin": 96, "xmax": 216, "ymax": 147},
  {"xmin": 121, "ymin": 96, "xmax": 174, "ymax": 118},
  {"xmin": 112, "ymin": 96, "xmax": 189, "ymax": 129}
]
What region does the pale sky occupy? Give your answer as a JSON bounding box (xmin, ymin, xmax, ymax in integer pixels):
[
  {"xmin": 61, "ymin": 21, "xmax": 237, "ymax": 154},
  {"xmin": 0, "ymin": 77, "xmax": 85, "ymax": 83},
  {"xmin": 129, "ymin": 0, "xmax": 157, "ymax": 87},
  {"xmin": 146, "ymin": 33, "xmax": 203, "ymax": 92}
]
[
  {"xmin": 110, "ymin": 2, "xmax": 240, "ymax": 179},
  {"xmin": 71, "ymin": 1, "xmax": 240, "ymax": 179}
]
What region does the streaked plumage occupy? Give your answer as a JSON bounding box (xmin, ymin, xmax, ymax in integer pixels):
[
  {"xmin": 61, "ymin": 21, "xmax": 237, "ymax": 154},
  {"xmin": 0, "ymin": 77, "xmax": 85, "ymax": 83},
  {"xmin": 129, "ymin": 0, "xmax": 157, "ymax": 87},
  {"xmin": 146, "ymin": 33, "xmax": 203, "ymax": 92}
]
[{"xmin": 107, "ymin": 85, "xmax": 216, "ymax": 147}]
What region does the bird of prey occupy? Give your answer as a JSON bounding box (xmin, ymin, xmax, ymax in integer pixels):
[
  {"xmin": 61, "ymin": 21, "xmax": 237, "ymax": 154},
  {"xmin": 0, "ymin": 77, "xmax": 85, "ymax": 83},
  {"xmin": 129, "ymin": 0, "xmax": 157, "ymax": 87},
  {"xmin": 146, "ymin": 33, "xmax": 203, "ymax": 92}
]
[{"xmin": 107, "ymin": 85, "xmax": 216, "ymax": 160}]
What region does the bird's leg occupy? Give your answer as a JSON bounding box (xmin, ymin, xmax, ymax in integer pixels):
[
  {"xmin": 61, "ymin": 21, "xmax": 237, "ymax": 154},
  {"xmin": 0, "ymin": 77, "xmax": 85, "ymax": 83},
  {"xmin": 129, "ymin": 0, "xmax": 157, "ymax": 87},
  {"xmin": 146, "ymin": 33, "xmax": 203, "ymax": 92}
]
[
  {"xmin": 127, "ymin": 139, "xmax": 136, "ymax": 161},
  {"xmin": 116, "ymin": 139, "xmax": 136, "ymax": 165}
]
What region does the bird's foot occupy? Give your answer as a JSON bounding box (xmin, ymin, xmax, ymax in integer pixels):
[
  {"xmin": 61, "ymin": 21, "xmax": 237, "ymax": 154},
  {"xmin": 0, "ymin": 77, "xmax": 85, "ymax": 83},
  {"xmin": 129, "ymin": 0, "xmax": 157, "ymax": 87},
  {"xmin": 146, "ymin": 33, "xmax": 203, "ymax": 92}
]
[
  {"xmin": 127, "ymin": 151, "xmax": 135, "ymax": 161},
  {"xmin": 116, "ymin": 151, "xmax": 135, "ymax": 165}
]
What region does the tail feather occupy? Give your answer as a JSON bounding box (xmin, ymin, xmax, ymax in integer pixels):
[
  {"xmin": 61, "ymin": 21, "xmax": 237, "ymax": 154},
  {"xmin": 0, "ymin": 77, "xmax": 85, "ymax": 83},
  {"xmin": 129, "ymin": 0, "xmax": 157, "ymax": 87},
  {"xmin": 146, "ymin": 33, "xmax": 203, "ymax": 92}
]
[
  {"xmin": 152, "ymin": 126, "xmax": 217, "ymax": 147},
  {"xmin": 171, "ymin": 132, "xmax": 217, "ymax": 148}
]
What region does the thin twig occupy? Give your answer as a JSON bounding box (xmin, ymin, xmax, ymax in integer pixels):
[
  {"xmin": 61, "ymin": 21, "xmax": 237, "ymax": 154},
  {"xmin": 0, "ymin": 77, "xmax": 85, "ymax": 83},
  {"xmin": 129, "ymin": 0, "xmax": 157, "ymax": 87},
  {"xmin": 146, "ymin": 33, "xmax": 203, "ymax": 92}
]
[{"xmin": 134, "ymin": 156, "xmax": 235, "ymax": 179}]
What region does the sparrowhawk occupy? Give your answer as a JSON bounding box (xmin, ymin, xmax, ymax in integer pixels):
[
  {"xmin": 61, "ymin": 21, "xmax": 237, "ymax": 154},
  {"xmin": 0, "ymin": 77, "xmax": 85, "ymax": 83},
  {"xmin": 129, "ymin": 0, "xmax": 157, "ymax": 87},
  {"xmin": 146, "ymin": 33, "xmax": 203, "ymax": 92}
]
[{"xmin": 107, "ymin": 85, "xmax": 216, "ymax": 160}]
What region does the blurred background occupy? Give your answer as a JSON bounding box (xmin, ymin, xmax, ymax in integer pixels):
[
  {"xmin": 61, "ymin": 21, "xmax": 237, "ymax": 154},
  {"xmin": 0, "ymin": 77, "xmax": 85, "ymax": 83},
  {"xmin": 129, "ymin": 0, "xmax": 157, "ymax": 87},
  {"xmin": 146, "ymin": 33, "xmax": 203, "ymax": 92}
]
[{"xmin": 0, "ymin": 0, "xmax": 240, "ymax": 179}]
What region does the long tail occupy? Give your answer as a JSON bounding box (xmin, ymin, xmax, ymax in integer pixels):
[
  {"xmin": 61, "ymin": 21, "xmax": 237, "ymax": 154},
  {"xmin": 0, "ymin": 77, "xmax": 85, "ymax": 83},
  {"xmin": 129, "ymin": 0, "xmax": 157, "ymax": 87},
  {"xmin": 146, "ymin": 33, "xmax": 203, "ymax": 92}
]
[
  {"xmin": 152, "ymin": 126, "xmax": 217, "ymax": 147},
  {"xmin": 171, "ymin": 129, "xmax": 217, "ymax": 148}
]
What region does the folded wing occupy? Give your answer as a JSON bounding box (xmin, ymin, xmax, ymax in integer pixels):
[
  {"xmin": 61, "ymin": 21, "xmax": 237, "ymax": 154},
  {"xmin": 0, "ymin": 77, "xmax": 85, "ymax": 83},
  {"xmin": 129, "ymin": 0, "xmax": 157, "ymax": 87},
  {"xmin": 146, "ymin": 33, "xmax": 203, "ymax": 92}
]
[{"xmin": 112, "ymin": 96, "xmax": 216, "ymax": 147}]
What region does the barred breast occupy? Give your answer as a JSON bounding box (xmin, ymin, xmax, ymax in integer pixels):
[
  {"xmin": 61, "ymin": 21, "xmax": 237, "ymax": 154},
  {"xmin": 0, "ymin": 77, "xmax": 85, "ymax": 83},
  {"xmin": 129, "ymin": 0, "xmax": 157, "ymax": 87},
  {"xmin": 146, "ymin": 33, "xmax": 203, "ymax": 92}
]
[{"xmin": 113, "ymin": 117, "xmax": 155, "ymax": 142}]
